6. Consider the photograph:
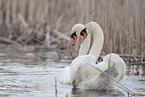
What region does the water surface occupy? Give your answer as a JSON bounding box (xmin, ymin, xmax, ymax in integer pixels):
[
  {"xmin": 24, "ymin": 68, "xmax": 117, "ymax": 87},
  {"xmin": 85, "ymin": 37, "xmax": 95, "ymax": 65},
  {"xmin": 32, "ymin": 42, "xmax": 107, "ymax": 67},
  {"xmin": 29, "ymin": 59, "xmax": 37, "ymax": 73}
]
[{"xmin": 0, "ymin": 45, "xmax": 145, "ymax": 97}]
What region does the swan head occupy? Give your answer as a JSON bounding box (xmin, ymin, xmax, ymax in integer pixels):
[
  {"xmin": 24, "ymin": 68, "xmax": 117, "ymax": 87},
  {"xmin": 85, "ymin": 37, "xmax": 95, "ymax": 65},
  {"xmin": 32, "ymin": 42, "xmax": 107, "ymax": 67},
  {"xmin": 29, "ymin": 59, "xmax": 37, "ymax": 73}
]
[
  {"xmin": 80, "ymin": 21, "xmax": 102, "ymax": 42},
  {"xmin": 71, "ymin": 24, "xmax": 84, "ymax": 46}
]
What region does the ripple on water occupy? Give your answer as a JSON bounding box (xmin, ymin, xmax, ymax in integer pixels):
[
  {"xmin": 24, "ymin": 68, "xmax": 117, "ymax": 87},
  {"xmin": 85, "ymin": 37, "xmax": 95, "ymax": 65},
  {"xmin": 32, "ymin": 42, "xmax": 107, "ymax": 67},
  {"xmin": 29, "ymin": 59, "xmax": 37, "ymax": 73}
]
[
  {"xmin": 0, "ymin": 45, "xmax": 145, "ymax": 97},
  {"xmin": 0, "ymin": 53, "xmax": 6, "ymax": 56}
]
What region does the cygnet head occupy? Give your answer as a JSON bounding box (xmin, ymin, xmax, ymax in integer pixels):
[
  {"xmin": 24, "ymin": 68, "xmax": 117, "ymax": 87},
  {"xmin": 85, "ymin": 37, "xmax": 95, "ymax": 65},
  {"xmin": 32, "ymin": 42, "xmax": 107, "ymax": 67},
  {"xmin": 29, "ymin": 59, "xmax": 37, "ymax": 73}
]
[{"xmin": 71, "ymin": 24, "xmax": 84, "ymax": 46}]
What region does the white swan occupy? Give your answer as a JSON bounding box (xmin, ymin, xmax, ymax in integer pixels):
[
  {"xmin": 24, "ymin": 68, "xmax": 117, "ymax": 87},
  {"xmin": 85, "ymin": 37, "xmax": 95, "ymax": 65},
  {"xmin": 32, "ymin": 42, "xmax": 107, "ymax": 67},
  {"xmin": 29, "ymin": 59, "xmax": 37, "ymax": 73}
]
[
  {"xmin": 70, "ymin": 22, "xmax": 126, "ymax": 89},
  {"xmin": 60, "ymin": 24, "xmax": 90, "ymax": 84}
]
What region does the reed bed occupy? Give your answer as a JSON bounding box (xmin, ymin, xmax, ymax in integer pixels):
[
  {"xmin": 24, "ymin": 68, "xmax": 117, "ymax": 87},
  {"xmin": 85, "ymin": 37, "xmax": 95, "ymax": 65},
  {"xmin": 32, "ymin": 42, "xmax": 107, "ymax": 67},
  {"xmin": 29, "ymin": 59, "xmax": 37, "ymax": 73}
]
[{"xmin": 0, "ymin": 0, "xmax": 144, "ymax": 58}]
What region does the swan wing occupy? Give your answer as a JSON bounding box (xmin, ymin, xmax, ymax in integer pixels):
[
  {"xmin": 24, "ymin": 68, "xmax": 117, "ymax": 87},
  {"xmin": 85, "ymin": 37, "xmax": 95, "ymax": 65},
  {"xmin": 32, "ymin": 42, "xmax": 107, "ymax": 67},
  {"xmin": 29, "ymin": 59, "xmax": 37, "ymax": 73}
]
[
  {"xmin": 60, "ymin": 66, "xmax": 71, "ymax": 84},
  {"xmin": 70, "ymin": 55, "xmax": 95, "ymax": 88},
  {"xmin": 103, "ymin": 53, "xmax": 126, "ymax": 81}
]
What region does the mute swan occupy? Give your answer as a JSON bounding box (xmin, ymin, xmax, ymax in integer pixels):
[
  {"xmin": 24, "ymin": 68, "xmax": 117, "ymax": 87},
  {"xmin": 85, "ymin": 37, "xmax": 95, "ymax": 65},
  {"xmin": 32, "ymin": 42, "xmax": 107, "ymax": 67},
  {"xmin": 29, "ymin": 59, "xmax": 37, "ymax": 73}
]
[
  {"xmin": 60, "ymin": 24, "xmax": 90, "ymax": 84},
  {"xmin": 70, "ymin": 22, "xmax": 126, "ymax": 89}
]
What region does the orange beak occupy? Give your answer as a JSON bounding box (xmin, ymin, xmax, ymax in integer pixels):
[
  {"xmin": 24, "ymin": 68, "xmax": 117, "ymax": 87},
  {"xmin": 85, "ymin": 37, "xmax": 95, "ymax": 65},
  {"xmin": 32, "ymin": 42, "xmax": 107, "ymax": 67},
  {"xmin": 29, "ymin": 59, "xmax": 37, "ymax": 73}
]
[
  {"xmin": 72, "ymin": 36, "xmax": 77, "ymax": 46},
  {"xmin": 81, "ymin": 32, "xmax": 87, "ymax": 43}
]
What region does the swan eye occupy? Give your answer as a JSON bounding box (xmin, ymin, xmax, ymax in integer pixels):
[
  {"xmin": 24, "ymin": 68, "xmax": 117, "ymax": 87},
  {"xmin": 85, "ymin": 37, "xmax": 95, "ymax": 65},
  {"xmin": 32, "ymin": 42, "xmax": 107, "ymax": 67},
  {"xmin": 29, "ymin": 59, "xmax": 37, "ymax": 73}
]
[
  {"xmin": 71, "ymin": 31, "xmax": 77, "ymax": 46},
  {"xmin": 80, "ymin": 28, "xmax": 87, "ymax": 42}
]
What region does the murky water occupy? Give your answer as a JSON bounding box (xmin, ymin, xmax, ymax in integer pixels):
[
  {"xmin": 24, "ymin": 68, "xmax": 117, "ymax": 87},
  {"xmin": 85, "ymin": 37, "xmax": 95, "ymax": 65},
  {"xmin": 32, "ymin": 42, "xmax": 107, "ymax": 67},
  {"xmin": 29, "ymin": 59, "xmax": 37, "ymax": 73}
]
[{"xmin": 0, "ymin": 45, "xmax": 145, "ymax": 97}]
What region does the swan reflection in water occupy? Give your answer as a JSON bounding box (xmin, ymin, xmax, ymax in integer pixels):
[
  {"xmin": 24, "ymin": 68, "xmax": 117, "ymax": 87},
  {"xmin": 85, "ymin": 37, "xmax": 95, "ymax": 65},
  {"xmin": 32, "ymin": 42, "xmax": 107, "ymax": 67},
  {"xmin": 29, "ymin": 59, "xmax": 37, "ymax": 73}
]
[{"xmin": 68, "ymin": 88, "xmax": 124, "ymax": 97}]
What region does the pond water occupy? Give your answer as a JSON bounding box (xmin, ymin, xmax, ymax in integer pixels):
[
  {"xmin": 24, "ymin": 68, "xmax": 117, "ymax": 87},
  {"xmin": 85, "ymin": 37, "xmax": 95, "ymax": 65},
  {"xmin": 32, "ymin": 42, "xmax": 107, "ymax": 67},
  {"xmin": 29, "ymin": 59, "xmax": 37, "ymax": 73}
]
[{"xmin": 0, "ymin": 45, "xmax": 145, "ymax": 97}]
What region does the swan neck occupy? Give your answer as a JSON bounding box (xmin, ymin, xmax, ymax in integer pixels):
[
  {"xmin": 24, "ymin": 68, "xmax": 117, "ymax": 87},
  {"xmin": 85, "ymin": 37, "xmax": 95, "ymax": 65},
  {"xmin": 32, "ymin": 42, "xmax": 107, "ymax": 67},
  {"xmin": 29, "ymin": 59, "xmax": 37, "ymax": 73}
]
[
  {"xmin": 89, "ymin": 26, "xmax": 104, "ymax": 63},
  {"xmin": 78, "ymin": 34, "xmax": 90, "ymax": 56}
]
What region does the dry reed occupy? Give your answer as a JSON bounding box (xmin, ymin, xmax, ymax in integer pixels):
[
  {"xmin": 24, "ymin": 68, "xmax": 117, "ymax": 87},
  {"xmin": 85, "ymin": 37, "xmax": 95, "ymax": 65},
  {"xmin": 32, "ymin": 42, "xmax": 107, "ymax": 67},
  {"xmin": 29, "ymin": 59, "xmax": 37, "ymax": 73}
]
[{"xmin": 0, "ymin": 0, "xmax": 144, "ymax": 57}]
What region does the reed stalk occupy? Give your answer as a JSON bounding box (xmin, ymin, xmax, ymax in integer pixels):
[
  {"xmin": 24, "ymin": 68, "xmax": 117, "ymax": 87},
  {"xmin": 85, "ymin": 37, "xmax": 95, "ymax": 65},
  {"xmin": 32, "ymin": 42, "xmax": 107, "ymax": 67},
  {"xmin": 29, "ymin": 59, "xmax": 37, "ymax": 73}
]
[{"xmin": 0, "ymin": 0, "xmax": 144, "ymax": 56}]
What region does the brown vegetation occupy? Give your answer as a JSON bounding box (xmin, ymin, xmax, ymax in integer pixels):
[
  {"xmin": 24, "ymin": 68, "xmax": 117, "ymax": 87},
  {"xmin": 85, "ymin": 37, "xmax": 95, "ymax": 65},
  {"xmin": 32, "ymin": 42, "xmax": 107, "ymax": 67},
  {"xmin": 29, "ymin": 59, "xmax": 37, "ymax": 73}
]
[{"xmin": 0, "ymin": 0, "xmax": 144, "ymax": 58}]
